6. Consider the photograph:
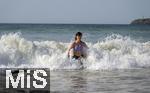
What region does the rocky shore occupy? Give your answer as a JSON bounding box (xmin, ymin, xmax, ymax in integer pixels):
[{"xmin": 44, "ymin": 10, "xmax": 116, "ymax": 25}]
[{"xmin": 131, "ymin": 18, "xmax": 150, "ymax": 25}]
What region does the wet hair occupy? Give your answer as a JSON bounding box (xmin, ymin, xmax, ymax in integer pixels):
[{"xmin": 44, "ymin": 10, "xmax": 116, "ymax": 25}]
[{"xmin": 75, "ymin": 32, "xmax": 82, "ymax": 40}]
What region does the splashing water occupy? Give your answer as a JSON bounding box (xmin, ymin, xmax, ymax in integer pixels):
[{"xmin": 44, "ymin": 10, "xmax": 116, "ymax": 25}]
[{"xmin": 0, "ymin": 33, "xmax": 149, "ymax": 70}]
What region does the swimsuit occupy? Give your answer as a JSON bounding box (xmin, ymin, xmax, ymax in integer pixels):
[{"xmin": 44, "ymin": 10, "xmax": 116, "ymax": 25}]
[{"xmin": 72, "ymin": 43, "xmax": 83, "ymax": 59}]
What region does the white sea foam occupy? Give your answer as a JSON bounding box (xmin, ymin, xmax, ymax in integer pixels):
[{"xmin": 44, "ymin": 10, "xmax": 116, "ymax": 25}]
[{"xmin": 0, "ymin": 33, "xmax": 150, "ymax": 70}]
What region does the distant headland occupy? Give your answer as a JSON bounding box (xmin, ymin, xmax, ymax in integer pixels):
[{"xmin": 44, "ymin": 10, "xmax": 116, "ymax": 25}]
[{"xmin": 131, "ymin": 18, "xmax": 150, "ymax": 25}]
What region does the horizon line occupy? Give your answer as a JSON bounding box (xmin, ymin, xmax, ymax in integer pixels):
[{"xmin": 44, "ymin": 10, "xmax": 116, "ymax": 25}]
[{"xmin": 0, "ymin": 22, "xmax": 130, "ymax": 25}]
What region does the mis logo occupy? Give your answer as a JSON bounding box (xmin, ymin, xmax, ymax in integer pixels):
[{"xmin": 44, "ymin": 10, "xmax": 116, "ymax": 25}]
[{"xmin": 0, "ymin": 68, "xmax": 50, "ymax": 93}]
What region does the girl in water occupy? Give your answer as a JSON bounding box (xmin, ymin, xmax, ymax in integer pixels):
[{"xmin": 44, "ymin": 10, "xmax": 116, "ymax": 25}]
[{"xmin": 68, "ymin": 32, "xmax": 88, "ymax": 59}]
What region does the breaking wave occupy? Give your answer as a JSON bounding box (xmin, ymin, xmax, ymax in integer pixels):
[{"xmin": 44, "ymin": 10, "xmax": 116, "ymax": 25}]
[{"xmin": 0, "ymin": 33, "xmax": 150, "ymax": 70}]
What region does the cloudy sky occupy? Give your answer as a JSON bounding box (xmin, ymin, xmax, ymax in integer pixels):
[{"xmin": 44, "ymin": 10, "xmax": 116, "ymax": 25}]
[{"xmin": 0, "ymin": 0, "xmax": 150, "ymax": 24}]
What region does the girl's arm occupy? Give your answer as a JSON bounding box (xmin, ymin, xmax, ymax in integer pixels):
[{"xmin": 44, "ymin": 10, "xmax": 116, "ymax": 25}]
[{"xmin": 67, "ymin": 42, "xmax": 75, "ymax": 57}]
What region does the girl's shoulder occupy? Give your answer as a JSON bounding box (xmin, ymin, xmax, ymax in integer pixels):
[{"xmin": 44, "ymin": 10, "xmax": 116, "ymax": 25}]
[
  {"xmin": 72, "ymin": 41, "xmax": 76, "ymax": 46},
  {"xmin": 81, "ymin": 41, "xmax": 88, "ymax": 48}
]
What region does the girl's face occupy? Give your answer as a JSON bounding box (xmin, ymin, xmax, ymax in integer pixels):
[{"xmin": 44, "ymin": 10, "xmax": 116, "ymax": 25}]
[{"xmin": 76, "ymin": 35, "xmax": 82, "ymax": 40}]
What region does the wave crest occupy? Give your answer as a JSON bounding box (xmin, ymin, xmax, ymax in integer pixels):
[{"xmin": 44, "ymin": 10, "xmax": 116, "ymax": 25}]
[{"xmin": 0, "ymin": 33, "xmax": 150, "ymax": 70}]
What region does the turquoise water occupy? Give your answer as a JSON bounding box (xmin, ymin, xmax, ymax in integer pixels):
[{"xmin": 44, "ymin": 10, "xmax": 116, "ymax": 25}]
[{"xmin": 0, "ymin": 24, "xmax": 150, "ymax": 92}]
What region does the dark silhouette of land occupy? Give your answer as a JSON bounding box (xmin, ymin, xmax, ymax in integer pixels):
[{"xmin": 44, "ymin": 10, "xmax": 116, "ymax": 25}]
[{"xmin": 131, "ymin": 18, "xmax": 150, "ymax": 25}]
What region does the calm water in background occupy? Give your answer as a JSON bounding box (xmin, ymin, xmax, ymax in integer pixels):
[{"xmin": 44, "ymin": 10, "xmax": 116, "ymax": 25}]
[
  {"xmin": 0, "ymin": 24, "xmax": 150, "ymax": 42},
  {"xmin": 0, "ymin": 24, "xmax": 150, "ymax": 93}
]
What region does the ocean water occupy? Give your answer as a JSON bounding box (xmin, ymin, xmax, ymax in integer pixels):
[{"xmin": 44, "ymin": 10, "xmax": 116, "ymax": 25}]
[{"xmin": 0, "ymin": 24, "xmax": 150, "ymax": 92}]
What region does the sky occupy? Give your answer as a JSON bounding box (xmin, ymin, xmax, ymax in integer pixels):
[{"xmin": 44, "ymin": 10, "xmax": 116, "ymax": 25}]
[{"xmin": 0, "ymin": 0, "xmax": 150, "ymax": 24}]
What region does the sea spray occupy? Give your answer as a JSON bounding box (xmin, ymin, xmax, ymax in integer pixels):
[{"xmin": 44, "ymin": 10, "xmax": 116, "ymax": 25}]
[{"xmin": 0, "ymin": 33, "xmax": 150, "ymax": 70}]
